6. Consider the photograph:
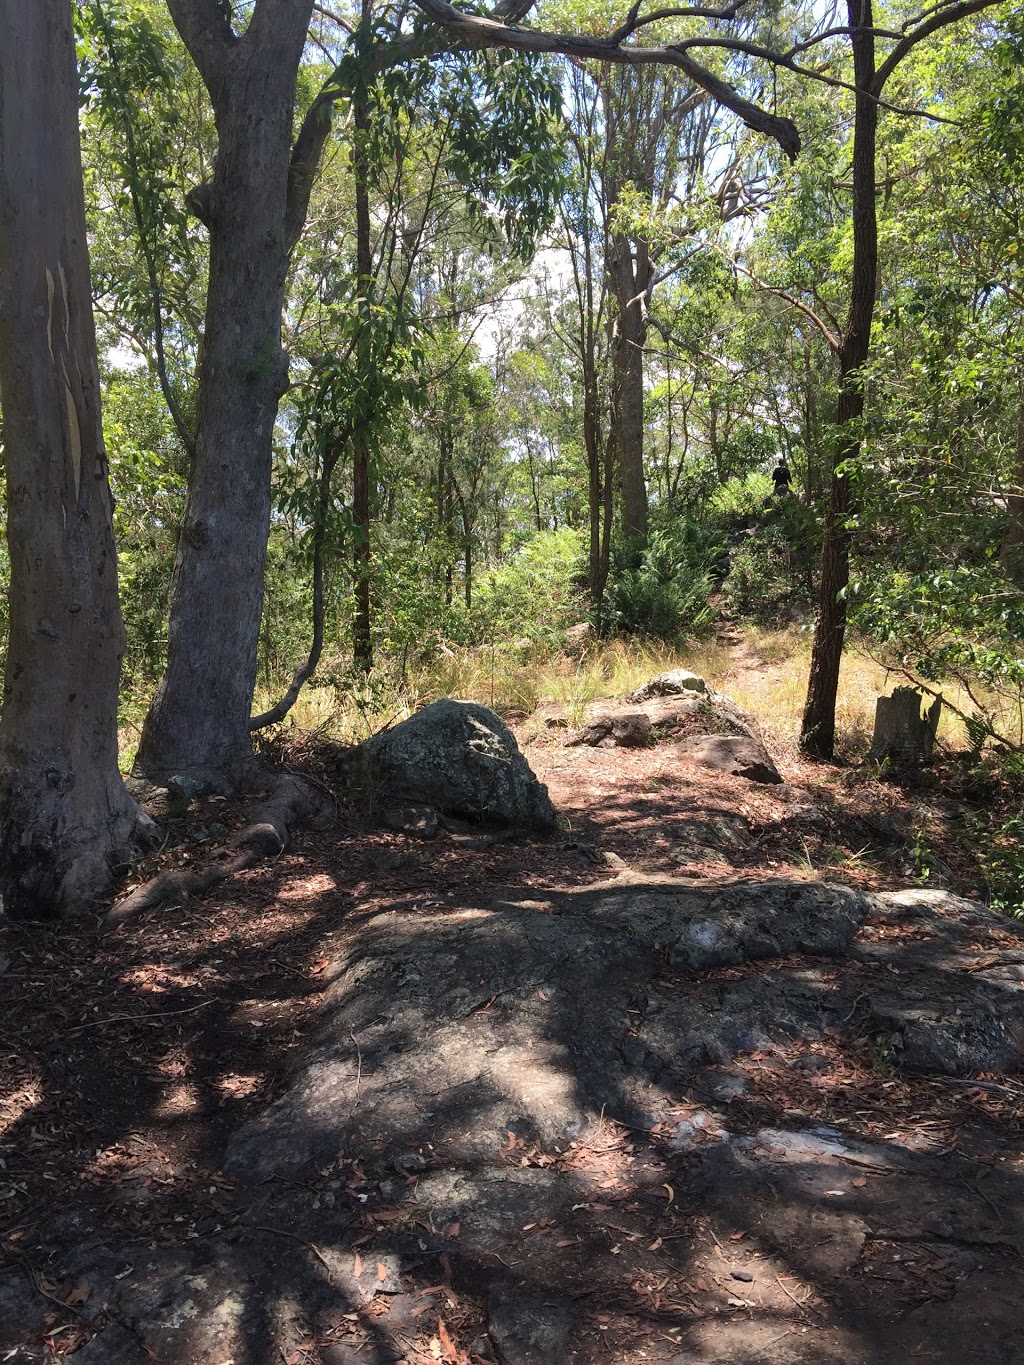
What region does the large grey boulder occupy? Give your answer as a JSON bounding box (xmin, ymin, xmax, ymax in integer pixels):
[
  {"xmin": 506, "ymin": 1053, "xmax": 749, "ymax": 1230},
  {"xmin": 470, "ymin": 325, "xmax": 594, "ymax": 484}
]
[{"xmin": 344, "ymin": 699, "xmax": 556, "ymax": 831}]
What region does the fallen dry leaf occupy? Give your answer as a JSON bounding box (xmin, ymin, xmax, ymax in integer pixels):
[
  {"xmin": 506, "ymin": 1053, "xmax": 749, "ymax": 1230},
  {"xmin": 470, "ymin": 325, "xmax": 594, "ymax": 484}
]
[{"xmin": 66, "ymin": 1280, "xmax": 90, "ymax": 1306}]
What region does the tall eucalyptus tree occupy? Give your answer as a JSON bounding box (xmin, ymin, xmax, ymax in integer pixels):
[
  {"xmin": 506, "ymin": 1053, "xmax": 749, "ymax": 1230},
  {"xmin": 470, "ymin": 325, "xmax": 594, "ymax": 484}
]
[
  {"xmin": 131, "ymin": 0, "xmax": 800, "ymax": 786},
  {"xmin": 0, "ymin": 0, "xmax": 154, "ymax": 916}
]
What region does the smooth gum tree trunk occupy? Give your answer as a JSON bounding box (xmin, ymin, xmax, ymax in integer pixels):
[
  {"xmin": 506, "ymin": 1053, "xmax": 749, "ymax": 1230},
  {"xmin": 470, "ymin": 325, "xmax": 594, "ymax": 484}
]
[
  {"xmin": 0, "ymin": 0, "xmax": 154, "ymax": 917},
  {"xmin": 607, "ymin": 232, "xmax": 650, "ymax": 543},
  {"xmin": 134, "ymin": 0, "xmax": 312, "ymax": 783}
]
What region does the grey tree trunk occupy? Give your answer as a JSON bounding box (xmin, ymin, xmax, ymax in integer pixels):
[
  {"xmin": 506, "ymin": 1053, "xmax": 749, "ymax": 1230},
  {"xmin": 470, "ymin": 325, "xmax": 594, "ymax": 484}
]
[
  {"xmin": 607, "ymin": 230, "xmax": 650, "ymax": 543},
  {"xmin": 0, "ymin": 0, "xmax": 154, "ymax": 917},
  {"xmin": 134, "ymin": 0, "xmax": 313, "ymax": 783}
]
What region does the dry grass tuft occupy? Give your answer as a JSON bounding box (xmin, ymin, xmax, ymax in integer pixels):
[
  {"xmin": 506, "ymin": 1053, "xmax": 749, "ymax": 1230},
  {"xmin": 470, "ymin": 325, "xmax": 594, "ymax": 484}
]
[{"xmin": 134, "ymin": 628, "xmax": 978, "ymax": 765}]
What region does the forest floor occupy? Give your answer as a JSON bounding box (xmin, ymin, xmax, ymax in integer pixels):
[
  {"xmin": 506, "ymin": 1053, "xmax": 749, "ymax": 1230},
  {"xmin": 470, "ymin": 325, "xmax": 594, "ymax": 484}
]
[{"xmin": 2, "ymin": 632, "xmax": 1024, "ymax": 1364}]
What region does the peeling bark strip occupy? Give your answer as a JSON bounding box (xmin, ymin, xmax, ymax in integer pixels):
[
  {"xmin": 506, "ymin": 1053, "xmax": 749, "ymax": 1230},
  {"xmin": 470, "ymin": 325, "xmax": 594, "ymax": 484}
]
[
  {"xmin": 102, "ymin": 776, "xmax": 325, "ymax": 932},
  {"xmin": 46, "ymin": 262, "xmax": 84, "ymax": 500},
  {"xmin": 0, "ymin": 0, "xmax": 154, "ymax": 917}
]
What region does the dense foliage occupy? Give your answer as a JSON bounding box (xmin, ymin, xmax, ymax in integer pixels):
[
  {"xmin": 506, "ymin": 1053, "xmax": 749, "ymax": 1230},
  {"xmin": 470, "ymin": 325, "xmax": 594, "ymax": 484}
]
[{"xmin": 8, "ymin": 0, "xmax": 1022, "ymax": 745}]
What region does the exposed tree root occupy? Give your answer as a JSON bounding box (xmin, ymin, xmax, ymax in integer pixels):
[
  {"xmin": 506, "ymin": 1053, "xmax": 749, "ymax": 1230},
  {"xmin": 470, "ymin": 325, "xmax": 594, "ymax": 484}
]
[{"xmin": 101, "ymin": 774, "xmax": 327, "ymax": 933}]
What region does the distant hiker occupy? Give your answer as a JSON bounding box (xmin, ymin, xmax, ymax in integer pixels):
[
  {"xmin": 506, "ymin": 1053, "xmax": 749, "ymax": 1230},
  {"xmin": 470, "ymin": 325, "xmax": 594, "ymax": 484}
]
[{"xmin": 771, "ymin": 460, "xmax": 792, "ymax": 497}]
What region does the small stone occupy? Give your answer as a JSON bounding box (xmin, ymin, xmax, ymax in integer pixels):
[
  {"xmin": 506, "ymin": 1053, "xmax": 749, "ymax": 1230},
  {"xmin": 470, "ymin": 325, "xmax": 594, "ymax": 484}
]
[
  {"xmin": 382, "ymin": 805, "xmax": 439, "ymax": 839},
  {"xmin": 208, "ymin": 821, "xmax": 229, "ymax": 839},
  {"xmin": 730, "ymin": 1269, "xmax": 754, "ymax": 1282},
  {"xmin": 683, "ymin": 734, "xmax": 781, "ymax": 784},
  {"xmin": 563, "ymin": 622, "xmax": 594, "ymax": 652},
  {"xmin": 167, "ymin": 773, "xmax": 206, "ymax": 804},
  {"xmin": 570, "ymin": 711, "xmax": 651, "ymax": 748},
  {"xmin": 394, "ymin": 1150, "xmax": 428, "ymax": 1173},
  {"xmin": 627, "ymin": 669, "xmax": 707, "ymax": 703}
]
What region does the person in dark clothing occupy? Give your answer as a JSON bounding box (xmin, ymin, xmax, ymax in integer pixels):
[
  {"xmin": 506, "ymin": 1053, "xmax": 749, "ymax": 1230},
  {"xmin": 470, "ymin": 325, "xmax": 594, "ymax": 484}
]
[{"xmin": 771, "ymin": 460, "xmax": 792, "ymax": 497}]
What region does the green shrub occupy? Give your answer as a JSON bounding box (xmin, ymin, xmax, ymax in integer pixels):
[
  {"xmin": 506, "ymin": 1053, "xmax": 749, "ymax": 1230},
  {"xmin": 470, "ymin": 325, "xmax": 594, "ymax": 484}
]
[
  {"xmin": 605, "ymin": 525, "xmax": 715, "ymax": 640},
  {"xmin": 707, "ymin": 472, "xmax": 774, "ymax": 530},
  {"xmin": 467, "ymin": 527, "xmax": 588, "ymax": 648},
  {"xmin": 723, "ymin": 497, "xmax": 818, "ymax": 625},
  {"xmin": 971, "ymin": 808, "xmax": 1024, "ymax": 918}
]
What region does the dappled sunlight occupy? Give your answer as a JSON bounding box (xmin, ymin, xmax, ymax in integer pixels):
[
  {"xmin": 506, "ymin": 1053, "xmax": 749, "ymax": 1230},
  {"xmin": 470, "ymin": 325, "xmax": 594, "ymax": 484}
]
[
  {"xmin": 277, "ymin": 872, "xmax": 338, "ymax": 901},
  {"xmin": 0, "ymin": 1078, "xmax": 44, "ymax": 1141}
]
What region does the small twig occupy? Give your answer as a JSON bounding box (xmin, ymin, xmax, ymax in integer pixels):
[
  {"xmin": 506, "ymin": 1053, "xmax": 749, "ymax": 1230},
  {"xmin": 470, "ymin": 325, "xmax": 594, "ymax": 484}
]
[
  {"xmin": 775, "ymin": 1273, "xmax": 821, "ymax": 1317},
  {"xmin": 960, "ymin": 1174, "xmax": 1005, "ymax": 1230},
  {"xmin": 840, "ymin": 992, "xmax": 869, "ymax": 1023},
  {"xmin": 766, "ymin": 1326, "xmax": 799, "ymax": 1349},
  {"xmin": 246, "ymin": 1225, "xmax": 333, "ymax": 1276},
  {"xmin": 350, "ymin": 1028, "xmax": 364, "ymax": 1109},
  {"xmin": 929, "ymin": 1076, "xmax": 1024, "ymax": 1097},
  {"xmin": 65, "ymin": 997, "xmax": 220, "ymax": 1035},
  {"xmin": 2, "ymin": 1247, "xmax": 85, "ymax": 1319}
]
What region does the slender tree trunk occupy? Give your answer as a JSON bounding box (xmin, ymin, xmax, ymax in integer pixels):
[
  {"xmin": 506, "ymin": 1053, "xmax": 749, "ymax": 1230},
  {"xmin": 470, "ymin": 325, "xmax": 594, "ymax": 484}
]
[
  {"xmin": 134, "ymin": 0, "xmax": 312, "ymax": 784},
  {"xmin": 527, "ymin": 441, "xmax": 544, "ymax": 532},
  {"xmin": 249, "ymin": 438, "xmax": 340, "ymax": 731},
  {"xmin": 352, "ymin": 90, "xmax": 373, "ymax": 672},
  {"xmin": 999, "ymin": 376, "xmax": 1024, "ymax": 585},
  {"xmin": 585, "ymin": 363, "xmax": 606, "ymax": 604},
  {"xmin": 0, "ymin": 0, "xmax": 154, "ymax": 917},
  {"xmin": 453, "ymin": 481, "xmax": 474, "ymax": 610},
  {"xmin": 800, "ymin": 0, "xmax": 877, "ymax": 759},
  {"xmin": 607, "ymin": 232, "xmax": 649, "ymax": 542}
]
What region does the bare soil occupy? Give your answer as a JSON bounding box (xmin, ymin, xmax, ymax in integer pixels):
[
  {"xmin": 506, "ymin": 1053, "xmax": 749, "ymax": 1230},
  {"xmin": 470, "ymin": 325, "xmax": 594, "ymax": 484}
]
[{"xmin": 1, "ymin": 677, "xmax": 1022, "ymax": 1365}]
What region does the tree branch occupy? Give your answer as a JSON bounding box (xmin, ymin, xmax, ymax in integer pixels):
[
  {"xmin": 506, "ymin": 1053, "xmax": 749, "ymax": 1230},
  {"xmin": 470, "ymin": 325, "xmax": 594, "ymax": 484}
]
[
  {"xmin": 164, "ymin": 0, "xmax": 235, "ymax": 109},
  {"xmin": 729, "ymin": 256, "xmax": 841, "ymax": 352},
  {"xmin": 411, "ymin": 0, "xmax": 801, "ymax": 160}
]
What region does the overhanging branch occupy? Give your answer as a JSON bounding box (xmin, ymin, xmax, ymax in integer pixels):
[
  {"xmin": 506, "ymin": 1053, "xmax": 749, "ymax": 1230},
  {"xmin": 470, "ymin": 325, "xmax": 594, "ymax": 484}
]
[{"xmin": 411, "ymin": 0, "xmax": 801, "ymax": 160}]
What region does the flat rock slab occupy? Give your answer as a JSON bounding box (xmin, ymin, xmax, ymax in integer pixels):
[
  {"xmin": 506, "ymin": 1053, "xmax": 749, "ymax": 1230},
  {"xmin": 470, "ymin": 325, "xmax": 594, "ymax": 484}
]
[
  {"xmin": 225, "ymin": 878, "xmax": 1024, "ymax": 1188},
  {"xmin": 567, "ymin": 691, "xmax": 757, "ymax": 749},
  {"xmin": 858, "ymin": 888, "xmax": 1024, "ymax": 1074},
  {"xmin": 24, "ymin": 880, "xmax": 1024, "ymax": 1365},
  {"xmin": 684, "ymin": 733, "xmax": 782, "ymax": 783},
  {"xmin": 626, "ymin": 669, "xmax": 708, "ymax": 702}
]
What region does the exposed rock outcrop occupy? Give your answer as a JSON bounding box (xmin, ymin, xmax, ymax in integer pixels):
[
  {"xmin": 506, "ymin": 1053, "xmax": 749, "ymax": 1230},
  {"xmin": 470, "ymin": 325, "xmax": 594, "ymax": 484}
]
[{"xmin": 342, "ymin": 699, "xmax": 557, "ymax": 831}]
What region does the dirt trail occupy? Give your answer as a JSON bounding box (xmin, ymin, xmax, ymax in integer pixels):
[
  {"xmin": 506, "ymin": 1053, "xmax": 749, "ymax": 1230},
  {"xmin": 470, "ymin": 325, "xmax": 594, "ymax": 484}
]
[{"xmin": 1, "ymin": 685, "xmax": 1022, "ymax": 1365}]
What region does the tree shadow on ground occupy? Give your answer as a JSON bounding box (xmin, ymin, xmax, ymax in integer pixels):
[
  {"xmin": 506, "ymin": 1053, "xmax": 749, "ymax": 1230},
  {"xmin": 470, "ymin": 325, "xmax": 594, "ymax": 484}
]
[{"xmin": 2, "ymin": 825, "xmax": 1024, "ymax": 1364}]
